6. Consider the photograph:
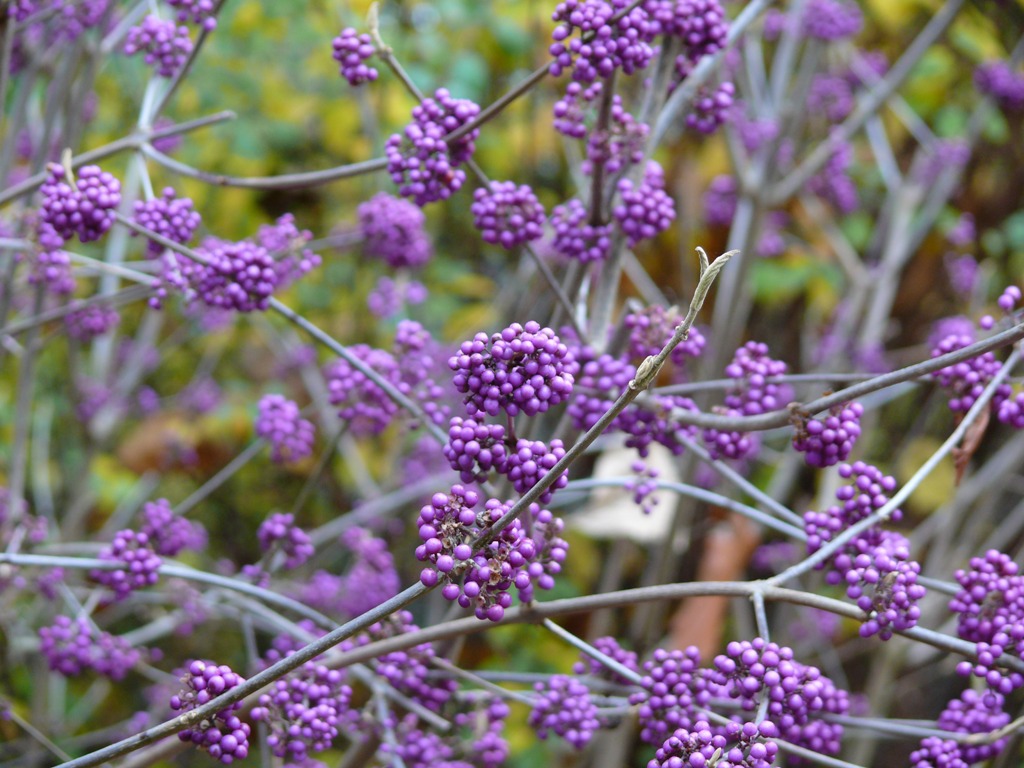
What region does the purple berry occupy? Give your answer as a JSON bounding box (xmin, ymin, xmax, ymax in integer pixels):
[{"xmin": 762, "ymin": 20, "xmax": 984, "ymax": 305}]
[
  {"xmin": 685, "ymin": 80, "xmax": 735, "ymax": 134},
  {"xmin": 704, "ymin": 174, "xmax": 737, "ymax": 227},
  {"xmin": 251, "ymin": 661, "xmax": 352, "ymax": 759},
  {"xmin": 443, "ymin": 416, "xmax": 509, "ymax": 483},
  {"xmin": 131, "ymin": 187, "xmax": 201, "ymax": 257},
  {"xmin": 39, "ymin": 615, "xmax": 140, "ymax": 680},
  {"xmin": 801, "ymin": 0, "xmax": 863, "ymax": 40},
  {"xmin": 613, "ymin": 161, "xmax": 675, "ymax": 246},
  {"xmin": 124, "ymin": 16, "xmax": 193, "ymax": 77},
  {"xmin": 255, "ymin": 394, "xmax": 315, "ymax": 464},
  {"xmin": 629, "ymin": 646, "xmax": 707, "ymax": 745},
  {"xmin": 325, "ymin": 344, "xmax": 407, "ymax": 435},
  {"xmin": 975, "ymin": 60, "xmax": 1024, "ymax": 113},
  {"xmin": 39, "ymin": 163, "xmax": 120, "ymax": 244},
  {"xmin": 65, "ymin": 304, "xmax": 120, "ymax": 341},
  {"xmin": 529, "ymin": 675, "xmax": 600, "ymax": 749},
  {"xmin": 165, "ymin": 0, "xmax": 217, "ymax": 30},
  {"xmin": 550, "ymin": 198, "xmax": 613, "ymax": 262},
  {"xmin": 449, "ymin": 321, "xmax": 578, "ymax": 418},
  {"xmin": 171, "ymin": 660, "xmax": 250, "ymax": 763},
  {"xmin": 257, "ymin": 512, "xmax": 314, "ymax": 569},
  {"xmin": 358, "ymin": 191, "xmax": 433, "ymax": 268},
  {"xmin": 255, "ymin": 213, "xmax": 321, "ymax": 287},
  {"xmin": 501, "ymin": 438, "xmax": 569, "ymax": 504},
  {"xmin": 471, "ymin": 181, "xmax": 545, "ymax": 249},
  {"xmin": 331, "ymin": 27, "xmax": 378, "ymax": 86},
  {"xmin": 792, "ymin": 402, "xmax": 863, "ymax": 468},
  {"xmin": 931, "ymin": 327, "xmax": 1012, "ymax": 414},
  {"xmin": 808, "ymin": 139, "xmax": 858, "ymax": 213},
  {"xmin": 139, "ymin": 498, "xmax": 207, "ymax": 556},
  {"xmin": 385, "ymin": 89, "xmax": 480, "ymax": 206},
  {"xmin": 549, "ymin": 0, "xmax": 657, "ymax": 82},
  {"xmin": 90, "ymin": 529, "xmax": 162, "ymax": 600}
]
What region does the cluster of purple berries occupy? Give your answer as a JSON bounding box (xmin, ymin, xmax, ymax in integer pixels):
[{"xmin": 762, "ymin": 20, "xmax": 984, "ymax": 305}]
[
  {"xmin": 621, "ymin": 393, "xmax": 700, "ymax": 457},
  {"xmin": 801, "ymin": 0, "xmax": 863, "ymax": 40},
  {"xmin": 456, "ymin": 696, "xmax": 511, "ymax": 768},
  {"xmin": 803, "ymin": 461, "xmax": 900, "ymax": 554},
  {"xmin": 514, "ymin": 505, "xmax": 568, "ymax": 602},
  {"xmin": 837, "ymin": 533, "xmax": 927, "ymax": 639},
  {"xmin": 379, "ymin": 705, "xmax": 506, "ymax": 768},
  {"xmin": 165, "ymin": 0, "xmax": 217, "ymax": 31},
  {"xmin": 27, "ymin": 240, "xmax": 75, "ymax": 295},
  {"xmin": 626, "ymin": 459, "xmax": 660, "ymax": 514},
  {"xmin": 325, "ymin": 345, "xmax": 406, "ymax": 435},
  {"xmin": 39, "ymin": 615, "xmax": 140, "ymax": 680},
  {"xmin": 139, "ymin": 498, "xmax": 207, "ymax": 556},
  {"xmin": 975, "ymin": 60, "xmax": 1024, "ymax": 113},
  {"xmin": 529, "ymin": 674, "xmax": 601, "ymax": 749},
  {"xmin": 995, "ymin": 393, "xmax": 1024, "ymax": 430},
  {"xmin": 568, "ymin": 349, "xmax": 698, "ymax": 456},
  {"xmin": 625, "ymin": 304, "xmax": 707, "ymax": 369},
  {"xmin": 572, "ymin": 635, "xmax": 640, "ymax": 683},
  {"xmin": 931, "ymin": 326, "xmax": 1011, "ymax": 414},
  {"xmin": 449, "ymin": 321, "xmax": 578, "ymax": 417},
  {"xmin": 552, "ymin": 80, "xmax": 601, "ymax": 138},
  {"xmin": 123, "ymin": 15, "xmax": 193, "ymax": 77},
  {"xmin": 503, "ymin": 438, "xmax": 569, "ymax": 504},
  {"xmin": 439, "ymin": 497, "xmax": 529, "ymax": 621},
  {"xmin": 39, "ymin": 163, "xmax": 121, "ymax": 244},
  {"xmin": 255, "ymin": 394, "xmax": 315, "ymax": 464},
  {"xmin": 190, "ymin": 239, "xmax": 279, "ymax": 312},
  {"xmin": 131, "ymin": 188, "xmax": 201, "ymax": 257},
  {"xmin": 171, "ymin": 660, "xmax": 250, "ymax": 763},
  {"xmin": 550, "ymin": 197, "xmax": 613, "ymax": 262},
  {"xmin": 909, "ymin": 689, "xmax": 1009, "ymax": 768},
  {"xmin": 647, "ymin": 0, "xmax": 728, "ymax": 62},
  {"xmin": 803, "ymin": 463, "xmax": 927, "ymax": 638},
  {"xmin": 808, "ymin": 139, "xmax": 858, "ymax": 214},
  {"xmin": 357, "ymin": 192, "xmax": 433, "ymax": 268},
  {"xmin": 649, "ymin": 719, "xmax": 780, "ymax": 768},
  {"xmin": 706, "ymin": 638, "xmax": 849, "ymax": 755},
  {"xmin": 415, "ymin": 486, "xmax": 568, "ymax": 621},
  {"xmin": 629, "ymin": 646, "xmax": 708, "ymax": 745},
  {"xmin": 332, "ymin": 527, "xmax": 401, "ymax": 617},
  {"xmin": 613, "ymin": 161, "xmax": 676, "ymax": 247},
  {"xmin": 8, "ymin": 0, "xmax": 39, "ymax": 22},
  {"xmin": 89, "ymin": 529, "xmax": 162, "ymax": 600},
  {"xmin": 443, "ymin": 417, "xmax": 509, "ymax": 483},
  {"xmin": 686, "ymin": 80, "xmax": 736, "ymax": 134},
  {"xmin": 376, "ymin": 644, "xmax": 458, "ymax": 713},
  {"xmin": 702, "ymin": 341, "xmax": 788, "ymax": 461},
  {"xmin": 724, "ymin": 342, "xmax": 790, "ymax": 413},
  {"xmin": 471, "ymin": 181, "xmax": 545, "ymax": 249},
  {"xmin": 331, "ymin": 27, "xmax": 377, "ymax": 86},
  {"xmin": 393, "ymin": 320, "xmax": 452, "ymax": 428},
  {"xmin": 251, "ymin": 660, "xmax": 352, "ymax": 760},
  {"xmin": 255, "ymin": 213, "xmax": 321, "ymax": 287},
  {"xmin": 549, "ymin": 0, "xmax": 656, "ymax": 82},
  {"xmin": 257, "ymin": 512, "xmax": 314, "ymax": 569},
  {"xmin": 791, "ymin": 401, "xmax": 863, "ymax": 468},
  {"xmin": 385, "ymin": 89, "xmax": 480, "ymax": 206},
  {"xmin": 587, "ymin": 96, "xmax": 649, "ymax": 175},
  {"xmin": 704, "ymin": 174, "xmax": 737, "ymax": 226},
  {"xmin": 367, "ymin": 275, "xmax": 427, "ymax": 317},
  {"xmin": 807, "ymin": 73, "xmax": 855, "ymax": 122},
  {"xmin": 17, "ymin": 0, "xmax": 109, "ymax": 42},
  {"xmin": 65, "ymin": 304, "xmax": 120, "ymax": 341},
  {"xmin": 950, "ymin": 549, "xmax": 1024, "ymax": 692}
]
